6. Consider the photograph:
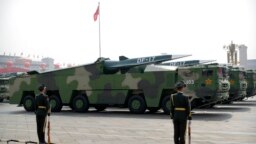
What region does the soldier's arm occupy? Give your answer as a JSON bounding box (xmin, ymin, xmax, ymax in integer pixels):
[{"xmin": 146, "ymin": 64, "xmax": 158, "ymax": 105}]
[
  {"xmin": 44, "ymin": 95, "xmax": 51, "ymax": 115},
  {"xmin": 34, "ymin": 97, "xmax": 38, "ymax": 113},
  {"xmin": 186, "ymin": 97, "xmax": 192, "ymax": 120},
  {"xmin": 170, "ymin": 94, "xmax": 175, "ymax": 119}
]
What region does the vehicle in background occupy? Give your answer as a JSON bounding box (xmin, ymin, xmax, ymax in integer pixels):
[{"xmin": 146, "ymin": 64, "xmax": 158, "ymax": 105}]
[
  {"xmin": 161, "ymin": 61, "xmax": 230, "ymax": 108},
  {"xmin": 0, "ymin": 77, "xmax": 11, "ymax": 102},
  {"xmin": 226, "ymin": 66, "xmax": 247, "ymax": 102},
  {"xmin": 246, "ymin": 70, "xmax": 256, "ymax": 97}
]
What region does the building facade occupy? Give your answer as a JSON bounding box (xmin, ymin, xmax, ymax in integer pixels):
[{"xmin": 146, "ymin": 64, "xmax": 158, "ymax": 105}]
[{"xmin": 0, "ymin": 55, "xmax": 60, "ymax": 74}]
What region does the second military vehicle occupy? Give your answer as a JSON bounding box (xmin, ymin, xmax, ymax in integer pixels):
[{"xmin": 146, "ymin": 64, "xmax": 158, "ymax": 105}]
[
  {"xmin": 0, "ymin": 73, "xmax": 20, "ymax": 102},
  {"xmin": 246, "ymin": 70, "xmax": 256, "ymax": 97},
  {"xmin": 227, "ymin": 66, "xmax": 247, "ymax": 102},
  {"xmin": 0, "ymin": 77, "xmax": 10, "ymax": 102},
  {"xmin": 161, "ymin": 61, "xmax": 230, "ymax": 108}
]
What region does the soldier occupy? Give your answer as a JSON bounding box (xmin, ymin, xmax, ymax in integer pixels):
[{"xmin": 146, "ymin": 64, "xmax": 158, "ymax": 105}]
[
  {"xmin": 35, "ymin": 84, "xmax": 51, "ymax": 144},
  {"xmin": 170, "ymin": 81, "xmax": 192, "ymax": 144}
]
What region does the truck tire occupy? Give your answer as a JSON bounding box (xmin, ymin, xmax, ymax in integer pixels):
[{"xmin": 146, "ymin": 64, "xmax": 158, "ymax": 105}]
[
  {"xmin": 72, "ymin": 95, "xmax": 89, "ymax": 112},
  {"xmin": 128, "ymin": 95, "xmax": 146, "ymax": 114},
  {"xmin": 161, "ymin": 96, "xmax": 171, "ymax": 114},
  {"xmin": 95, "ymin": 105, "xmax": 107, "ymax": 111},
  {"xmin": 49, "ymin": 95, "xmax": 62, "ymax": 112},
  {"xmin": 0, "ymin": 98, "xmax": 3, "ymax": 102},
  {"xmin": 23, "ymin": 95, "xmax": 35, "ymax": 112}
]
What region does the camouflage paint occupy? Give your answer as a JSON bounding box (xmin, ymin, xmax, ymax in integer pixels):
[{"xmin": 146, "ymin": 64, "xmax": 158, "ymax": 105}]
[
  {"xmin": 246, "ymin": 70, "xmax": 256, "ymax": 97},
  {"xmin": 177, "ymin": 64, "xmax": 230, "ymax": 107},
  {"xmin": 228, "ymin": 67, "xmax": 247, "ymax": 100},
  {"xmin": 0, "ymin": 77, "xmax": 12, "ymax": 100},
  {"xmin": 9, "ymin": 58, "xmax": 231, "ymax": 112},
  {"xmin": 9, "ymin": 59, "xmax": 176, "ymax": 111}
]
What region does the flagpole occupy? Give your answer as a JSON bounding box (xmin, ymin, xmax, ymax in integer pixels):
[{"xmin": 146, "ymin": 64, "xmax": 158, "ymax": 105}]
[{"xmin": 98, "ymin": 2, "xmax": 101, "ymax": 58}]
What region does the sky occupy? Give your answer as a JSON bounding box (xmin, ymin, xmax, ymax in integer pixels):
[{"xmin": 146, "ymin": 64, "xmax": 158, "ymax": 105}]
[{"xmin": 0, "ymin": 0, "xmax": 255, "ymax": 66}]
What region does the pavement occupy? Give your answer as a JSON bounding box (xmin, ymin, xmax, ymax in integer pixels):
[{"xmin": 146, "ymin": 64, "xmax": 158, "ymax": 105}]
[{"xmin": 0, "ymin": 96, "xmax": 256, "ymax": 144}]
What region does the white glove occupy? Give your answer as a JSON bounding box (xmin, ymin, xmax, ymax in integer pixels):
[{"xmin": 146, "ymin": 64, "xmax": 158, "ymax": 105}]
[{"xmin": 188, "ymin": 120, "xmax": 191, "ymax": 126}]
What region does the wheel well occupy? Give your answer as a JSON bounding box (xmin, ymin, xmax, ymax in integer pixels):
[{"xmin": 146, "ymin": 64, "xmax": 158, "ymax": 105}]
[
  {"xmin": 70, "ymin": 90, "xmax": 87, "ymax": 106},
  {"xmin": 47, "ymin": 90, "xmax": 62, "ymax": 103},
  {"xmin": 20, "ymin": 91, "xmax": 35, "ymax": 105},
  {"xmin": 159, "ymin": 89, "xmax": 176, "ymax": 106},
  {"xmin": 124, "ymin": 90, "xmax": 144, "ymax": 106}
]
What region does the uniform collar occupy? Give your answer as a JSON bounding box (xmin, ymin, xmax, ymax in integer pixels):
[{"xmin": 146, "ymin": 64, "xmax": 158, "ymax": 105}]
[{"xmin": 177, "ymin": 91, "xmax": 183, "ymax": 94}]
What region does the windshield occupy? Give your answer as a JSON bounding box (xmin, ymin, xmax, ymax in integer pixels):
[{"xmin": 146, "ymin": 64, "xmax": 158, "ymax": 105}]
[{"xmin": 218, "ymin": 67, "xmax": 228, "ymax": 78}]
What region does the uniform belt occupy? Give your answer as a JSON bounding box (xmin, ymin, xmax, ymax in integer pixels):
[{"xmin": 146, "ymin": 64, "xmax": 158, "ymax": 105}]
[
  {"xmin": 38, "ymin": 106, "xmax": 46, "ymax": 109},
  {"xmin": 175, "ymin": 107, "xmax": 186, "ymax": 111}
]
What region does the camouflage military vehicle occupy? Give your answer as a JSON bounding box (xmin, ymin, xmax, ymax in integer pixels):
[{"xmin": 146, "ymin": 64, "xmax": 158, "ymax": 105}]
[
  {"xmin": 9, "ymin": 57, "xmax": 230, "ymax": 114},
  {"xmin": 9, "ymin": 54, "xmax": 193, "ymax": 114},
  {"xmin": 0, "ymin": 73, "xmax": 20, "ymax": 102},
  {"xmin": 161, "ymin": 61, "xmax": 230, "ymax": 108},
  {"xmin": 0, "ymin": 77, "xmax": 11, "ymax": 102},
  {"xmin": 246, "ymin": 70, "xmax": 256, "ymax": 97},
  {"xmin": 227, "ymin": 66, "xmax": 247, "ymax": 101}
]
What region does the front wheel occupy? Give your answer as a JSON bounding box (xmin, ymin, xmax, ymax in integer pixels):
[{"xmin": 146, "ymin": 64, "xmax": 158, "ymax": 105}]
[
  {"xmin": 128, "ymin": 95, "xmax": 146, "ymax": 114},
  {"xmin": 23, "ymin": 95, "xmax": 35, "ymax": 112},
  {"xmin": 72, "ymin": 95, "xmax": 89, "ymax": 112},
  {"xmin": 161, "ymin": 96, "xmax": 171, "ymax": 114}
]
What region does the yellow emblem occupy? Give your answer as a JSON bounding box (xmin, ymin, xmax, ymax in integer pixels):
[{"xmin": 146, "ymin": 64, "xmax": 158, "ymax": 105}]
[
  {"xmin": 229, "ymin": 79, "xmax": 235, "ymax": 85},
  {"xmin": 205, "ymin": 78, "xmax": 212, "ymax": 85}
]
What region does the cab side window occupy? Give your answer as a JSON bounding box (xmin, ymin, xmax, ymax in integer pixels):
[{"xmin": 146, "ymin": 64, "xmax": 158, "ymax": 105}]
[{"xmin": 202, "ymin": 69, "xmax": 213, "ymax": 77}]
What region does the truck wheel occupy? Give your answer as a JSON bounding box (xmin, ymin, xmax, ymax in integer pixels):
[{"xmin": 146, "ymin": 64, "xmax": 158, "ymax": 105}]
[
  {"xmin": 0, "ymin": 98, "xmax": 3, "ymax": 102},
  {"xmin": 148, "ymin": 107, "xmax": 160, "ymax": 113},
  {"xmin": 72, "ymin": 95, "xmax": 89, "ymax": 112},
  {"xmin": 49, "ymin": 95, "xmax": 62, "ymax": 112},
  {"xmin": 23, "ymin": 95, "xmax": 35, "ymax": 112},
  {"xmin": 161, "ymin": 96, "xmax": 171, "ymax": 114},
  {"xmin": 95, "ymin": 105, "xmax": 107, "ymax": 111},
  {"xmin": 128, "ymin": 95, "xmax": 146, "ymax": 114}
]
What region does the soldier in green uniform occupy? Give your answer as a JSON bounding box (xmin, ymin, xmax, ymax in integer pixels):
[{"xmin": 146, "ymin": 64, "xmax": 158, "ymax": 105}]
[
  {"xmin": 170, "ymin": 81, "xmax": 192, "ymax": 144},
  {"xmin": 35, "ymin": 84, "xmax": 51, "ymax": 144}
]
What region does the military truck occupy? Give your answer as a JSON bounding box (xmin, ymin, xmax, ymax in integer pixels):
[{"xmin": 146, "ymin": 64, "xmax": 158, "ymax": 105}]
[
  {"xmin": 10, "ymin": 54, "xmax": 194, "ymax": 114},
  {"xmin": 9, "ymin": 56, "xmax": 231, "ymax": 114},
  {"xmin": 246, "ymin": 70, "xmax": 256, "ymax": 97},
  {"xmin": 0, "ymin": 73, "xmax": 20, "ymax": 102},
  {"xmin": 161, "ymin": 61, "xmax": 230, "ymax": 108},
  {"xmin": 226, "ymin": 66, "xmax": 247, "ymax": 102},
  {"xmin": 0, "ymin": 77, "xmax": 11, "ymax": 102}
]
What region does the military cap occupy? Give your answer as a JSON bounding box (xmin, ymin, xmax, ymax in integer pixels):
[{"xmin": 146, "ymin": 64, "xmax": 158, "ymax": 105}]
[
  {"xmin": 175, "ymin": 81, "xmax": 187, "ymax": 89},
  {"xmin": 38, "ymin": 84, "xmax": 46, "ymax": 92}
]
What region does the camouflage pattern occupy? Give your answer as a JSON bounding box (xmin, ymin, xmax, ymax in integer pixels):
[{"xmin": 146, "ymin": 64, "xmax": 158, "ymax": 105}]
[
  {"xmin": 0, "ymin": 77, "xmax": 13, "ymax": 102},
  {"xmin": 176, "ymin": 63, "xmax": 230, "ymax": 108},
  {"xmin": 246, "ymin": 70, "xmax": 256, "ymax": 97},
  {"xmin": 228, "ymin": 66, "xmax": 248, "ymax": 101},
  {"xmin": 8, "ymin": 55, "xmax": 231, "ymax": 113},
  {"xmin": 9, "ymin": 55, "xmax": 188, "ymax": 114}
]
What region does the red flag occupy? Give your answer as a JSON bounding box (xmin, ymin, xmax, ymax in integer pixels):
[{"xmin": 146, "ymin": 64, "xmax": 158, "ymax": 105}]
[{"xmin": 93, "ymin": 5, "xmax": 99, "ymax": 21}]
